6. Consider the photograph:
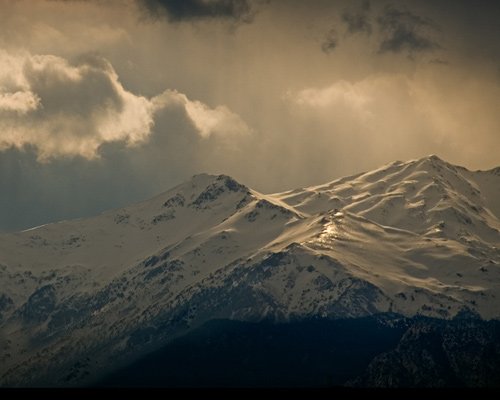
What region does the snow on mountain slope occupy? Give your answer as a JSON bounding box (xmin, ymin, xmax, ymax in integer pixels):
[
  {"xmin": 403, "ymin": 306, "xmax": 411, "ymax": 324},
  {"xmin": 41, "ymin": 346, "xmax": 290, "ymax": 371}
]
[
  {"xmin": 0, "ymin": 156, "xmax": 499, "ymax": 386},
  {"xmin": 273, "ymin": 155, "xmax": 500, "ymax": 317}
]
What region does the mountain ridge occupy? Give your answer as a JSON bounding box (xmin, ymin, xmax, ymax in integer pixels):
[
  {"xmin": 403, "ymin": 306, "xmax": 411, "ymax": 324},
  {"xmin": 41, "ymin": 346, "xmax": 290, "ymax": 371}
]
[{"xmin": 0, "ymin": 155, "xmax": 499, "ymax": 386}]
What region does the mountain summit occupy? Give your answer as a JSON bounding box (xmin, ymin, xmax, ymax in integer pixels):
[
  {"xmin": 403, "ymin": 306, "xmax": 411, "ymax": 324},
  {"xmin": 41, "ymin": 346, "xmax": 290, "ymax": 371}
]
[{"xmin": 0, "ymin": 156, "xmax": 499, "ymax": 386}]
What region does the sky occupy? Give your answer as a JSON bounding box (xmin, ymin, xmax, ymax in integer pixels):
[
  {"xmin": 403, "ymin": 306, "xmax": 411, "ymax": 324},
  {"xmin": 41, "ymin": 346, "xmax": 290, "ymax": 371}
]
[{"xmin": 0, "ymin": 0, "xmax": 499, "ymax": 232}]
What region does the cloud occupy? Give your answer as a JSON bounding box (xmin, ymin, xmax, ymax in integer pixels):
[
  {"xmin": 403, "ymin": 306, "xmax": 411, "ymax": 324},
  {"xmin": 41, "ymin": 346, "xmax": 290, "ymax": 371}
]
[
  {"xmin": 138, "ymin": 0, "xmax": 254, "ymax": 23},
  {"xmin": 0, "ymin": 91, "xmax": 40, "ymax": 114},
  {"xmin": 153, "ymin": 90, "xmax": 252, "ymax": 138},
  {"xmin": 0, "ymin": 51, "xmax": 251, "ymax": 161},
  {"xmin": 291, "ymin": 80, "xmax": 371, "ymax": 114},
  {"xmin": 284, "ymin": 75, "xmax": 444, "ymax": 170},
  {"xmin": 0, "ymin": 51, "xmax": 154, "ymax": 160},
  {"xmin": 285, "ymin": 65, "xmax": 500, "ymax": 180},
  {"xmin": 342, "ymin": 0, "xmax": 372, "ymax": 36},
  {"xmin": 377, "ymin": 5, "xmax": 440, "ymax": 56},
  {"xmin": 321, "ymin": 28, "xmax": 338, "ymax": 53},
  {"xmin": 429, "ymin": 58, "xmax": 449, "ymax": 66},
  {"xmin": 323, "ymin": 3, "xmax": 437, "ymax": 57}
]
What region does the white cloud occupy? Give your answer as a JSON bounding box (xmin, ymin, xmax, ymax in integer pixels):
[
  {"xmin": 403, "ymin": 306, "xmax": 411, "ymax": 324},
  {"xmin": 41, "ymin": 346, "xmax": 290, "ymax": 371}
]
[
  {"xmin": 0, "ymin": 52, "xmax": 154, "ymax": 160},
  {"xmin": 0, "ymin": 52, "xmax": 251, "ymax": 161},
  {"xmin": 0, "ymin": 50, "xmax": 29, "ymax": 91},
  {"xmin": 0, "ymin": 91, "xmax": 40, "ymax": 114},
  {"xmin": 185, "ymin": 99, "xmax": 250, "ymax": 138},
  {"xmin": 153, "ymin": 89, "xmax": 252, "ymax": 138},
  {"xmin": 292, "ymin": 80, "xmax": 371, "ymax": 111}
]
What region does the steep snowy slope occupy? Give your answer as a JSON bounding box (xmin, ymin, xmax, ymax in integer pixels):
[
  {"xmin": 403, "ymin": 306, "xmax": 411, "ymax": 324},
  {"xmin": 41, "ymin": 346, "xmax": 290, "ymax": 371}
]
[
  {"xmin": 274, "ymin": 155, "xmax": 500, "ymax": 318},
  {"xmin": 0, "ymin": 155, "xmax": 499, "ymax": 386}
]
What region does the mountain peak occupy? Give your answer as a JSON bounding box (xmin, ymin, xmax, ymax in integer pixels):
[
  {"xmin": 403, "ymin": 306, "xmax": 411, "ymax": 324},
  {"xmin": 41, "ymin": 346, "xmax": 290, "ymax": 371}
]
[
  {"xmin": 409, "ymin": 154, "xmax": 467, "ymax": 176},
  {"xmin": 426, "ymin": 154, "xmax": 443, "ymax": 162},
  {"xmin": 416, "ymin": 154, "xmax": 448, "ymax": 166},
  {"xmin": 190, "ymin": 173, "xmax": 248, "ymax": 192},
  {"xmin": 412, "ymin": 155, "xmax": 474, "ymax": 174},
  {"xmin": 184, "ymin": 174, "xmax": 250, "ymax": 210}
]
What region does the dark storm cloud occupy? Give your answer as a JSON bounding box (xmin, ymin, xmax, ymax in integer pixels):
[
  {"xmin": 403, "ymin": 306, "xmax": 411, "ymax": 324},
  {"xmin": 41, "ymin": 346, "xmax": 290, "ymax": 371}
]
[
  {"xmin": 139, "ymin": 0, "xmax": 254, "ymax": 23},
  {"xmin": 322, "ymin": 2, "xmax": 439, "ymax": 56},
  {"xmin": 377, "ymin": 5, "xmax": 440, "ymax": 55},
  {"xmin": 321, "ymin": 28, "xmax": 338, "ymax": 54},
  {"xmin": 342, "ymin": 0, "xmax": 372, "ymax": 36}
]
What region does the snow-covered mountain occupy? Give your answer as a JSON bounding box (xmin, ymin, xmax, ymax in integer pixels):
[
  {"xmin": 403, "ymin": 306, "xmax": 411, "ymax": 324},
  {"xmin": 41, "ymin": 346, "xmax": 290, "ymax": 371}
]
[{"xmin": 0, "ymin": 155, "xmax": 499, "ymax": 386}]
